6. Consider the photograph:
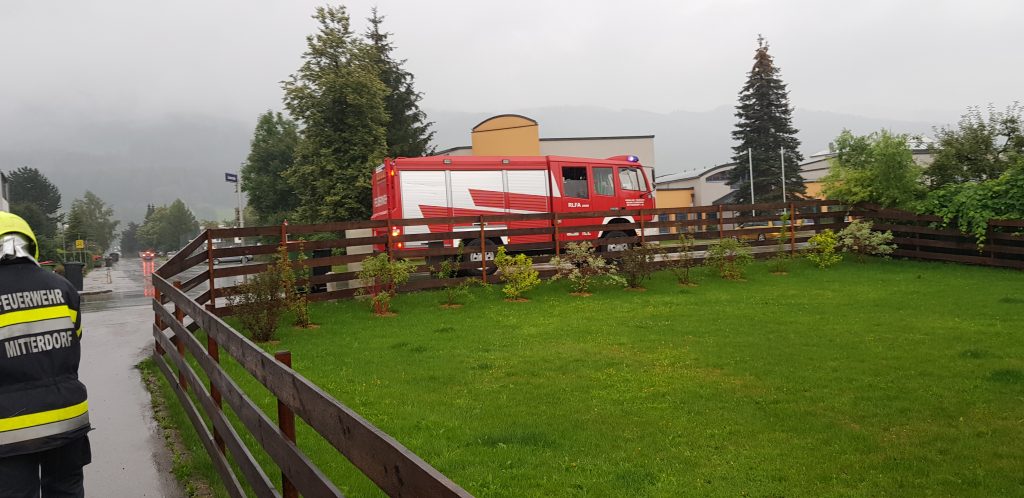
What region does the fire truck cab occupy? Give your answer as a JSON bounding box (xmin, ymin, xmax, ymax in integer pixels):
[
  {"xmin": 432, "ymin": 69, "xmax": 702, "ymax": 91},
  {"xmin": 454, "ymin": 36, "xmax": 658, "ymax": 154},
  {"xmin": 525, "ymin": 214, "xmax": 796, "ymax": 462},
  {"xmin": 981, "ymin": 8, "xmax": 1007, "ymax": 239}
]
[{"xmin": 372, "ymin": 155, "xmax": 655, "ymax": 270}]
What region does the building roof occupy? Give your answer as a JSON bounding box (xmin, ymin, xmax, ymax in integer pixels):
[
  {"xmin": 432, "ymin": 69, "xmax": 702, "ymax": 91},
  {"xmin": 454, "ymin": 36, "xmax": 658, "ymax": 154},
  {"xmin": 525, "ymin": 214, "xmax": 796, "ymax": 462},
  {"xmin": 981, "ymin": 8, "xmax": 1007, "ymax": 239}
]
[
  {"xmin": 433, "ymin": 145, "xmax": 472, "ymax": 155},
  {"xmin": 435, "ymin": 135, "xmax": 656, "ymax": 157},
  {"xmin": 655, "ymin": 162, "xmax": 735, "ymax": 184},
  {"xmin": 471, "ymin": 114, "xmax": 538, "ymax": 132},
  {"xmin": 540, "ymin": 134, "xmax": 655, "ymax": 142},
  {"xmin": 809, "ymin": 135, "xmax": 936, "ymax": 158}
]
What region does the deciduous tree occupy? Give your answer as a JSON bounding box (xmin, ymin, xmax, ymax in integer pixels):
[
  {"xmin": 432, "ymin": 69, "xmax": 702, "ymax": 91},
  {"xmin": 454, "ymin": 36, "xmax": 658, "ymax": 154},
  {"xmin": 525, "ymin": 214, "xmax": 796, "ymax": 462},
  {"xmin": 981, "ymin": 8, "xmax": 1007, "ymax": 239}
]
[
  {"xmin": 120, "ymin": 221, "xmax": 141, "ymax": 254},
  {"xmin": 137, "ymin": 199, "xmax": 199, "ymax": 251},
  {"xmin": 926, "ymin": 103, "xmax": 1023, "ymax": 188},
  {"xmin": 66, "ymin": 191, "xmax": 119, "ymax": 253},
  {"xmin": 822, "ymin": 129, "xmax": 924, "ymax": 209},
  {"xmin": 283, "ymin": 5, "xmax": 388, "ymax": 223}
]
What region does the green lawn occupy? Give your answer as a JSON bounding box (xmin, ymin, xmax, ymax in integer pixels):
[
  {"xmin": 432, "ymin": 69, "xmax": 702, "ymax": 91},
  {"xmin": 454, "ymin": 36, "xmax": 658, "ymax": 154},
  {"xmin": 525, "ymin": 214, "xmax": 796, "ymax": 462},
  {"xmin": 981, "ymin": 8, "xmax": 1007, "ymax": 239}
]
[{"xmin": 165, "ymin": 258, "xmax": 1024, "ymax": 497}]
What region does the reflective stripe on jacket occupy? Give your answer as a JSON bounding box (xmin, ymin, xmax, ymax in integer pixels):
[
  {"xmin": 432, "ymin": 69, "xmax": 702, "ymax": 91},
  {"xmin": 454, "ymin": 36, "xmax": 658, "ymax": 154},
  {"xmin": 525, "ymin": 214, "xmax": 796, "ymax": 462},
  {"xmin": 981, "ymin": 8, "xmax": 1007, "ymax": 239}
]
[{"xmin": 0, "ymin": 262, "xmax": 90, "ymax": 457}]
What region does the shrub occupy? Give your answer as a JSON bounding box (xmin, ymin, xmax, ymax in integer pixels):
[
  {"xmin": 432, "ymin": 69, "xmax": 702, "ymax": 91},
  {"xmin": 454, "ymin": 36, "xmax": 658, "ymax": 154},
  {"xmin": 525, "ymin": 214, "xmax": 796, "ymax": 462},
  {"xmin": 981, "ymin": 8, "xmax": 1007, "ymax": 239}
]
[
  {"xmin": 806, "ymin": 229, "xmax": 843, "ymax": 269},
  {"xmin": 837, "ymin": 220, "xmax": 896, "ymax": 261},
  {"xmin": 357, "ymin": 253, "xmax": 415, "ymax": 315},
  {"xmin": 550, "ymin": 241, "xmax": 622, "ymax": 294},
  {"xmin": 494, "ymin": 246, "xmax": 540, "ymax": 300},
  {"xmin": 619, "ymin": 243, "xmax": 661, "ymax": 289},
  {"xmin": 705, "ymin": 237, "xmax": 753, "ymax": 280},
  {"xmin": 229, "ymin": 266, "xmax": 285, "ymax": 342},
  {"xmin": 769, "ymin": 212, "xmax": 793, "ymax": 274},
  {"xmin": 434, "ymin": 255, "xmax": 474, "ymax": 307},
  {"xmin": 278, "ymin": 242, "xmax": 312, "ymax": 327},
  {"xmin": 669, "ymin": 234, "xmax": 699, "ymax": 285}
]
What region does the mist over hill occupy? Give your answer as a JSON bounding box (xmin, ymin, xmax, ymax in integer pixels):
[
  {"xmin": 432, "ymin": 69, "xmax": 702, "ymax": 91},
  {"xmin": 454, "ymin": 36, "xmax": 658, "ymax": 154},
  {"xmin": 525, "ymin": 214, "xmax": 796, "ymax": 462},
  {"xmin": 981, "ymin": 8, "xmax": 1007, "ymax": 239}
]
[{"xmin": 0, "ymin": 105, "xmax": 947, "ymax": 224}]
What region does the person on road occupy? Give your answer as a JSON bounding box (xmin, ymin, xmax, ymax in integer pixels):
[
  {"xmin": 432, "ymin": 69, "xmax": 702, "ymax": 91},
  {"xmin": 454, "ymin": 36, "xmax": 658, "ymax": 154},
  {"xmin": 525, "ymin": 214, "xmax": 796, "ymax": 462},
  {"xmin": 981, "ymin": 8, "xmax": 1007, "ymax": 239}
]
[{"xmin": 0, "ymin": 212, "xmax": 91, "ymax": 497}]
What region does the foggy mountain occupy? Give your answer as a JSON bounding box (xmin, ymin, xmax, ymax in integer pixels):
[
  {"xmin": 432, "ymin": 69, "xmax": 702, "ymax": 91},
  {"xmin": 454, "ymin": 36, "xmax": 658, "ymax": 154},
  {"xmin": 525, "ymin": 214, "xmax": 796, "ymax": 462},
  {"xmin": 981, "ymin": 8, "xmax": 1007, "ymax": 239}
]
[{"xmin": 0, "ymin": 106, "xmax": 945, "ymax": 224}]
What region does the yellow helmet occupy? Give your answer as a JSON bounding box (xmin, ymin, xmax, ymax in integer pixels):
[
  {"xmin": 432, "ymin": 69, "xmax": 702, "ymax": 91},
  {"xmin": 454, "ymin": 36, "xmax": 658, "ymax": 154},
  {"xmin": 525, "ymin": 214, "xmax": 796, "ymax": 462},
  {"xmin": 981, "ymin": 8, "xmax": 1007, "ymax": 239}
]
[{"xmin": 0, "ymin": 211, "xmax": 39, "ymax": 260}]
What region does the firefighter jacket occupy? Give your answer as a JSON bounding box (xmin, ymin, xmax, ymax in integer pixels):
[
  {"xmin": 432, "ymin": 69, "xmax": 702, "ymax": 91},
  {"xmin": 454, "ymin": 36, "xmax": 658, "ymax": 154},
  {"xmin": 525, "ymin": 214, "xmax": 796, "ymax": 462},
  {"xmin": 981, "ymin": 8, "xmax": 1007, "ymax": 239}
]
[{"xmin": 0, "ymin": 260, "xmax": 90, "ymax": 458}]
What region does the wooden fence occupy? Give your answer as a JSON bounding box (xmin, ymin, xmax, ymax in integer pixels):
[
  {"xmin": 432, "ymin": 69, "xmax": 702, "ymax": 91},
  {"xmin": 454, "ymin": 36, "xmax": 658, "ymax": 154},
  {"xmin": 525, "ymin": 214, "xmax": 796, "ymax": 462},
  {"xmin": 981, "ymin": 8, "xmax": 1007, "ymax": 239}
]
[
  {"xmin": 858, "ymin": 206, "xmax": 1024, "ymax": 270},
  {"xmin": 159, "ymin": 199, "xmax": 854, "ymax": 315},
  {"xmin": 149, "ymin": 198, "xmax": 1023, "ymax": 496},
  {"xmin": 153, "ymin": 238, "xmax": 474, "ymax": 496},
  {"xmin": 149, "ymin": 199, "xmax": 859, "ymax": 497}
]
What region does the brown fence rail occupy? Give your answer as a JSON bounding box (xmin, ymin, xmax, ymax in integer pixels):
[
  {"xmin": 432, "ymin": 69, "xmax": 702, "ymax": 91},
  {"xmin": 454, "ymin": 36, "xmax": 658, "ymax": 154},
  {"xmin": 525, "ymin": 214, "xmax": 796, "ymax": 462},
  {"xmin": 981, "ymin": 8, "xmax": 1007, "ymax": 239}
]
[
  {"xmin": 157, "ymin": 200, "xmax": 853, "ymax": 315},
  {"xmin": 150, "ymin": 199, "xmax": 857, "ymax": 497},
  {"xmin": 151, "ymin": 275, "xmax": 473, "ymax": 497},
  {"xmin": 859, "ymin": 206, "xmax": 1024, "ymax": 270}
]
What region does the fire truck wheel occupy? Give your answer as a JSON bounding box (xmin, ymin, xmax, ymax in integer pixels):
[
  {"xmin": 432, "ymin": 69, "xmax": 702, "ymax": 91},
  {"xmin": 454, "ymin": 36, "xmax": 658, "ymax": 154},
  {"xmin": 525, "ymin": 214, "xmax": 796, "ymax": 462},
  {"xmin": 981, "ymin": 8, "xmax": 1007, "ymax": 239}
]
[
  {"xmin": 463, "ymin": 239, "xmax": 498, "ymax": 276},
  {"xmin": 601, "ymin": 231, "xmax": 631, "ymax": 254}
]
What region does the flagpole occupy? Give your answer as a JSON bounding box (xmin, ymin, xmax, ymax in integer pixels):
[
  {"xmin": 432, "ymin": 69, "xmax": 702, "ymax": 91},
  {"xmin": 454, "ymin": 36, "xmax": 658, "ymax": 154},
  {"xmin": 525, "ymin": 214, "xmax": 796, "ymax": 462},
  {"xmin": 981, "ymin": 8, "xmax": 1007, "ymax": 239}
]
[{"xmin": 780, "ymin": 147, "xmax": 786, "ymax": 202}]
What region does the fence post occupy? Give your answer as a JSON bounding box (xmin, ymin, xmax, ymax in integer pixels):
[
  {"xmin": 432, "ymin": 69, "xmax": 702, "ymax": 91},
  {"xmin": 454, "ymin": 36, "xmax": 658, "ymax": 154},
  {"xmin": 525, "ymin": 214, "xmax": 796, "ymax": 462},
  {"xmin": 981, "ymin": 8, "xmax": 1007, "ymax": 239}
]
[
  {"xmin": 789, "ymin": 202, "xmax": 796, "ymax": 255},
  {"xmin": 987, "ymin": 221, "xmax": 995, "ymax": 264},
  {"xmin": 385, "ymin": 217, "xmax": 393, "ymax": 261},
  {"xmin": 208, "ymin": 334, "xmax": 226, "ymax": 454},
  {"xmin": 275, "ymin": 350, "xmax": 298, "ymax": 498},
  {"xmin": 639, "ymin": 209, "xmax": 646, "ymax": 245},
  {"xmin": 553, "ymin": 212, "xmax": 560, "ymax": 255},
  {"xmin": 173, "ymin": 281, "xmax": 187, "ymax": 392},
  {"xmin": 479, "ymin": 216, "xmax": 487, "ymax": 285},
  {"xmin": 205, "ymin": 232, "xmax": 217, "ymax": 312},
  {"xmin": 717, "ymin": 205, "xmax": 724, "ymax": 240},
  {"xmin": 153, "ymin": 286, "xmax": 164, "ymax": 355}
]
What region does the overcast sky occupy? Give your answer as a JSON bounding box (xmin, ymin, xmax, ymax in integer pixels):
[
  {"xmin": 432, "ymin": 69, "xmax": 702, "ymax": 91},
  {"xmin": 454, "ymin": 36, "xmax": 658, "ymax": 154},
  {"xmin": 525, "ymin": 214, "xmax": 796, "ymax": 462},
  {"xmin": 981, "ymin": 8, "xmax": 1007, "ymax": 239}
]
[{"xmin": 2, "ymin": 0, "xmax": 1021, "ymax": 125}]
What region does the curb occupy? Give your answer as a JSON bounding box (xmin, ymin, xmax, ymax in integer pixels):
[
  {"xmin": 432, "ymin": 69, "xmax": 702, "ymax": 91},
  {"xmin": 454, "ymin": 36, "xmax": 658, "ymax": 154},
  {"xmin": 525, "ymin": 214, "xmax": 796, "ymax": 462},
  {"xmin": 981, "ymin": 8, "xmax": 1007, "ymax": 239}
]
[{"xmin": 80, "ymin": 289, "xmax": 114, "ymax": 296}]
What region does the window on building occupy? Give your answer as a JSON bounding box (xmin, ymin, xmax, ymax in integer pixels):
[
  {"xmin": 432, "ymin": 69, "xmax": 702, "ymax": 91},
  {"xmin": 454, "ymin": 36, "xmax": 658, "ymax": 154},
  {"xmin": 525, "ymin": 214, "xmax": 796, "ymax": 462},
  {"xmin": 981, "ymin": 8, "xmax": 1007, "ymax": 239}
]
[
  {"xmin": 619, "ymin": 168, "xmax": 642, "ymax": 191},
  {"xmin": 706, "ymin": 171, "xmax": 730, "ymax": 183},
  {"xmin": 562, "ymin": 167, "xmax": 589, "ymax": 199},
  {"xmin": 593, "ymin": 167, "xmax": 614, "ymax": 196}
]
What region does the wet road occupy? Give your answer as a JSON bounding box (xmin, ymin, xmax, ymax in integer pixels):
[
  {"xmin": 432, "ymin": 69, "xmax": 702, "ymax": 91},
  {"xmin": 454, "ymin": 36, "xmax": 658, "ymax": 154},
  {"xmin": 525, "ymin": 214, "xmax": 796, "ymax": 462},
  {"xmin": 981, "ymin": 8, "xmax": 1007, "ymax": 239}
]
[{"xmin": 79, "ymin": 260, "xmax": 186, "ymax": 498}]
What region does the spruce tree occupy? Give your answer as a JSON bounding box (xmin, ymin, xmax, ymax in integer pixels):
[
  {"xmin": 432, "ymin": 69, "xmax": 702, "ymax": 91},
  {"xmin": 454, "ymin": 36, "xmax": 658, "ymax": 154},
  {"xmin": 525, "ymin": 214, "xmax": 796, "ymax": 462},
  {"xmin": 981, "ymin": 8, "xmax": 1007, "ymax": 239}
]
[
  {"xmin": 728, "ymin": 36, "xmax": 804, "ymax": 206},
  {"xmin": 365, "ymin": 8, "xmax": 435, "ymax": 157},
  {"xmin": 282, "ymin": 5, "xmax": 388, "ymax": 223}
]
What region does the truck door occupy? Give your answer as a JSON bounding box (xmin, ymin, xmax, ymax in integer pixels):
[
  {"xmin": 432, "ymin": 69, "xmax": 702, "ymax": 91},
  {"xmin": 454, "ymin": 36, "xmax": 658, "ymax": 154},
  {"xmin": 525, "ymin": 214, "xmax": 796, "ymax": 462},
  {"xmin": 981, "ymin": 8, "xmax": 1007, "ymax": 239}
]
[
  {"xmin": 555, "ymin": 164, "xmax": 595, "ymax": 242},
  {"xmin": 616, "ymin": 166, "xmax": 651, "ymax": 210}
]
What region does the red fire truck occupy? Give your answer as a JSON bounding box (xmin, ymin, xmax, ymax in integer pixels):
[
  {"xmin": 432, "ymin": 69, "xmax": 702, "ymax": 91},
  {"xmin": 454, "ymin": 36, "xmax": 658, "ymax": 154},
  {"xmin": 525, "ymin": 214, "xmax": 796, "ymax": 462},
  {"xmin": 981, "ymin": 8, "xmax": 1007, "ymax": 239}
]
[{"xmin": 371, "ymin": 154, "xmax": 655, "ymax": 270}]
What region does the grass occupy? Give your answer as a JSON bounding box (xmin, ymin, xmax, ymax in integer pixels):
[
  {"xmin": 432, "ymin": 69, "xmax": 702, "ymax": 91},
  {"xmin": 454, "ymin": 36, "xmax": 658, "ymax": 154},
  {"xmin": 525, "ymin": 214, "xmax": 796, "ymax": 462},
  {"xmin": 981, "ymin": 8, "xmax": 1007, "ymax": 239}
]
[{"xmin": 154, "ymin": 258, "xmax": 1024, "ymax": 497}]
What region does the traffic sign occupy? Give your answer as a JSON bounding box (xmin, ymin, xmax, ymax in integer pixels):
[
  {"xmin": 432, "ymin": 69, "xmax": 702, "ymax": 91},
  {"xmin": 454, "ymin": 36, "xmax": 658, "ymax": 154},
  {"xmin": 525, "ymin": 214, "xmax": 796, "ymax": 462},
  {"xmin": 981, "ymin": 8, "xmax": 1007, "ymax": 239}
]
[{"xmin": 75, "ymin": 239, "xmax": 85, "ymax": 249}]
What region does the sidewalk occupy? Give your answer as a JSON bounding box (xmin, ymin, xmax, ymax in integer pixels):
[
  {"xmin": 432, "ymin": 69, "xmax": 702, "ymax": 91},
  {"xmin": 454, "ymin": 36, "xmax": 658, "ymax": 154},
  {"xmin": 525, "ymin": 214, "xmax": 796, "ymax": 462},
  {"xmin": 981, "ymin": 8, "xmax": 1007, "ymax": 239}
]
[{"xmin": 78, "ymin": 262, "xmax": 184, "ymax": 497}]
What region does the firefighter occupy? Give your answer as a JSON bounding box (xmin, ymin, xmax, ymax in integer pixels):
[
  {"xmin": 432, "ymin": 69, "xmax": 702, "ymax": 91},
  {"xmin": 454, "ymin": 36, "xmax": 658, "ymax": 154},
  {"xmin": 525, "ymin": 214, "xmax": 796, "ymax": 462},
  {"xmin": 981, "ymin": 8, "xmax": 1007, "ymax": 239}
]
[{"xmin": 0, "ymin": 212, "xmax": 91, "ymax": 497}]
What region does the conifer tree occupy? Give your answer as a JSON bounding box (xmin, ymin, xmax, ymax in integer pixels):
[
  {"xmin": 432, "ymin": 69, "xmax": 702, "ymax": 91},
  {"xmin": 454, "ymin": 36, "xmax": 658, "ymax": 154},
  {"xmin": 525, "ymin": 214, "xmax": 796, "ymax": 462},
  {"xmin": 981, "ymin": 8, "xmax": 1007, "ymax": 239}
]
[
  {"xmin": 365, "ymin": 8, "xmax": 435, "ymax": 157},
  {"xmin": 728, "ymin": 36, "xmax": 804, "ymax": 205},
  {"xmin": 282, "ymin": 5, "xmax": 388, "ymax": 223}
]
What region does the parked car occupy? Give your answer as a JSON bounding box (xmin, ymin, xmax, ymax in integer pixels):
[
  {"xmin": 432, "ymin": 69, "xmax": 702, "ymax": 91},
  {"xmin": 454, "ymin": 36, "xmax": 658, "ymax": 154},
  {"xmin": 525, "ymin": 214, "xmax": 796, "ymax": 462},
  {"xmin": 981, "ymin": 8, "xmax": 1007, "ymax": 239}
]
[{"xmin": 212, "ymin": 255, "xmax": 252, "ymax": 265}]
